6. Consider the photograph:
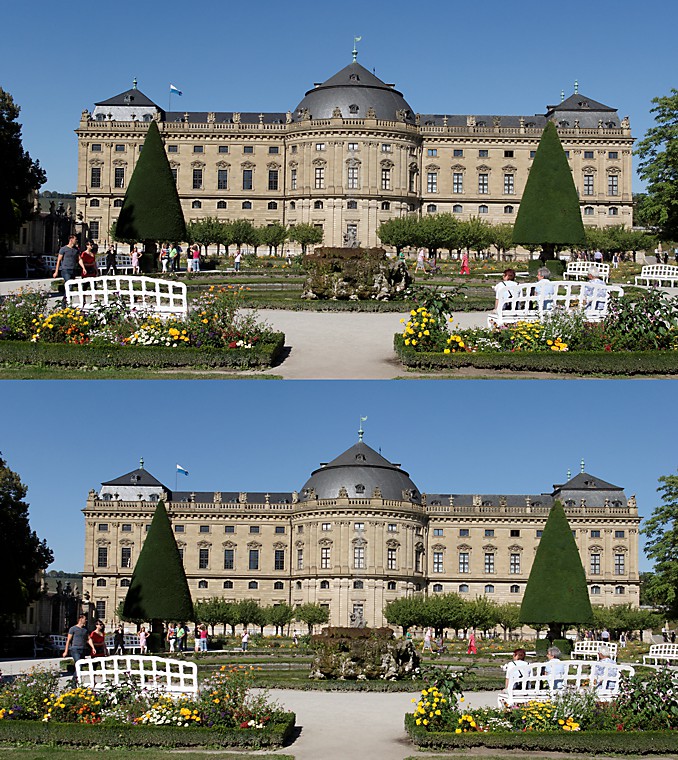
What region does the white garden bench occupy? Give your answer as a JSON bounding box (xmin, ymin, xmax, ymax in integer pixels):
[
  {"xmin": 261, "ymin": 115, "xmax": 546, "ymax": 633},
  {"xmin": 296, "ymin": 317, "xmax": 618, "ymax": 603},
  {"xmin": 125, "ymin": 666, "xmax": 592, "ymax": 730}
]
[
  {"xmin": 643, "ymin": 643, "xmax": 678, "ymax": 667},
  {"xmin": 564, "ymin": 261, "xmax": 610, "ymax": 283},
  {"xmin": 49, "ymin": 634, "xmax": 68, "ymax": 653},
  {"xmin": 66, "ymin": 276, "xmax": 188, "ymax": 318},
  {"xmin": 634, "ymin": 264, "xmax": 678, "ymax": 288},
  {"xmin": 96, "ymin": 253, "xmax": 134, "ymax": 274},
  {"xmin": 104, "ymin": 632, "xmax": 142, "ymax": 654},
  {"xmin": 76, "ymin": 655, "xmax": 198, "ymax": 696},
  {"xmin": 487, "ymin": 280, "xmax": 624, "ymax": 326},
  {"xmin": 498, "ymin": 659, "xmax": 634, "ymax": 707},
  {"xmin": 572, "ymin": 640, "xmax": 618, "ymax": 661}
]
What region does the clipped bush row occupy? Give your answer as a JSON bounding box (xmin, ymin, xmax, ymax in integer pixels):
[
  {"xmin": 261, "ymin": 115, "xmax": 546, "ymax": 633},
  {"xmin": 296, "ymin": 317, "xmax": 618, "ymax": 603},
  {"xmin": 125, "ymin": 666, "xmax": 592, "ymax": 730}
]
[
  {"xmin": 394, "ymin": 335, "xmax": 678, "ymax": 375},
  {"xmin": 0, "ymin": 714, "xmax": 295, "ymax": 749},
  {"xmin": 404, "ymin": 715, "xmax": 676, "ymax": 754},
  {"xmin": 0, "ymin": 335, "xmax": 285, "ymax": 370}
]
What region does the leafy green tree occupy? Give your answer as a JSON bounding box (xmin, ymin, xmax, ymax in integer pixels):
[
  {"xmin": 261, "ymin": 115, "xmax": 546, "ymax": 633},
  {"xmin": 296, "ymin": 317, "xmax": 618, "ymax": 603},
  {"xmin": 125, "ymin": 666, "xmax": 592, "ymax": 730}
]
[
  {"xmin": 114, "ymin": 121, "xmax": 186, "ymax": 267},
  {"xmin": 377, "ymin": 216, "xmax": 418, "ymax": 254},
  {"xmin": 265, "ymin": 603, "xmax": 294, "ymax": 635},
  {"xmin": 495, "ymin": 603, "xmax": 522, "ymax": 640},
  {"xmin": 194, "ymin": 597, "xmax": 227, "ymax": 635},
  {"xmin": 490, "ymin": 223, "xmax": 515, "ymax": 260},
  {"xmin": 512, "ymin": 121, "xmax": 586, "ymax": 259},
  {"xmin": 122, "ymin": 500, "xmax": 194, "ymax": 650},
  {"xmin": 186, "ymin": 217, "xmax": 224, "ymax": 256},
  {"xmin": 641, "ymin": 472, "xmax": 678, "ymax": 616},
  {"xmin": 295, "ymin": 603, "xmax": 330, "ymax": 634},
  {"xmin": 412, "ymin": 214, "xmax": 459, "ymax": 256},
  {"xmin": 0, "ymin": 456, "xmax": 52, "ymax": 623},
  {"xmin": 228, "ymin": 219, "xmax": 257, "ymax": 254},
  {"xmin": 0, "ymin": 88, "xmax": 46, "ymax": 247},
  {"xmin": 635, "ymin": 90, "xmax": 678, "ymax": 241},
  {"xmin": 258, "ymin": 223, "xmax": 288, "ymax": 256},
  {"xmin": 218, "ymin": 600, "xmax": 238, "ymax": 636},
  {"xmin": 466, "ymin": 596, "xmax": 499, "ymax": 634},
  {"xmin": 421, "ymin": 593, "xmax": 468, "ymax": 636},
  {"xmin": 383, "ymin": 596, "xmax": 425, "ymax": 635},
  {"xmin": 289, "ymin": 223, "xmax": 323, "ymax": 254},
  {"xmin": 235, "ymin": 598, "xmax": 263, "ymax": 632},
  {"xmin": 520, "ymin": 500, "xmax": 593, "ymax": 638},
  {"xmin": 458, "ymin": 217, "xmax": 493, "ymax": 257}
]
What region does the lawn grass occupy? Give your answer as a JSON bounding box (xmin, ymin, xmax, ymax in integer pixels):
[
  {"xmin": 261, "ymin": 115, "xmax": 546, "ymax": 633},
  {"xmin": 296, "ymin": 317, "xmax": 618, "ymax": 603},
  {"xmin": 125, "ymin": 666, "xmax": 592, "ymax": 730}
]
[
  {"xmin": 0, "ymin": 367, "xmax": 280, "ymax": 379},
  {"xmin": 0, "ymin": 750, "xmax": 293, "ymax": 760}
]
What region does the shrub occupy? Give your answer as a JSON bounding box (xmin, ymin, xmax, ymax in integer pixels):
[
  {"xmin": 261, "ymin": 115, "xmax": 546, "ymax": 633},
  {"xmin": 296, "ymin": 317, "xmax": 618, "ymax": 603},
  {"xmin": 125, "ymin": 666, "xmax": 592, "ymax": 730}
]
[{"xmin": 0, "ymin": 289, "xmax": 49, "ymax": 340}]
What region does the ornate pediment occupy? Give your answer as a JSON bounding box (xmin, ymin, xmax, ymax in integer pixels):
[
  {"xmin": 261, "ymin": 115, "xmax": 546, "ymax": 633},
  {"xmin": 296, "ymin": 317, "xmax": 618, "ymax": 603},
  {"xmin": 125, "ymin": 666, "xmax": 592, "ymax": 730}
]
[
  {"xmin": 482, "ymin": 544, "xmax": 497, "ymax": 552},
  {"xmin": 477, "ymin": 164, "xmax": 491, "ymax": 173},
  {"xmin": 215, "ymin": 161, "xmax": 230, "ymax": 169},
  {"xmin": 432, "ymin": 543, "xmax": 445, "ymax": 551},
  {"xmin": 190, "ymin": 160, "xmax": 206, "ymax": 168},
  {"xmin": 457, "ymin": 543, "xmax": 472, "ymax": 551},
  {"xmin": 272, "ymin": 541, "xmax": 286, "ymax": 550},
  {"xmin": 267, "ymin": 161, "xmax": 281, "ymax": 170},
  {"xmin": 247, "ymin": 540, "xmax": 262, "ymax": 549},
  {"xmin": 222, "ymin": 541, "xmax": 236, "ymax": 548},
  {"xmin": 312, "ymin": 158, "xmax": 327, "ymax": 167},
  {"xmin": 386, "ymin": 539, "xmax": 400, "ymax": 548},
  {"xmin": 240, "ymin": 162, "xmax": 255, "ymax": 171},
  {"xmin": 319, "ymin": 538, "xmax": 333, "ymax": 547},
  {"xmin": 508, "ymin": 544, "xmax": 523, "ymax": 553},
  {"xmin": 425, "ymin": 163, "xmax": 440, "ymax": 171},
  {"xmin": 197, "ymin": 540, "xmax": 212, "ymax": 548}
]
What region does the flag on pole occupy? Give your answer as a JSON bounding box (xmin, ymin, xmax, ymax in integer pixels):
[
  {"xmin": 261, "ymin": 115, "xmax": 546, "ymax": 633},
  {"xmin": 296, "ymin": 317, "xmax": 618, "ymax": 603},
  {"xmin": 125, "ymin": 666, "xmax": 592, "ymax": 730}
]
[
  {"xmin": 169, "ymin": 84, "xmax": 183, "ymax": 96},
  {"xmin": 176, "ymin": 464, "xmax": 189, "ymax": 476}
]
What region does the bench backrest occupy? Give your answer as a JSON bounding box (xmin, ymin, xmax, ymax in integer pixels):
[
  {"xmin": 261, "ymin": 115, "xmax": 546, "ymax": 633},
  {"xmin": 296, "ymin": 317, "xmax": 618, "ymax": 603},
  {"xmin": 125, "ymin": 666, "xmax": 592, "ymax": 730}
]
[
  {"xmin": 640, "ymin": 264, "xmax": 678, "ymax": 278},
  {"xmin": 565, "ymin": 261, "xmax": 610, "ymax": 282},
  {"xmin": 49, "ymin": 634, "xmax": 68, "ymax": 650},
  {"xmin": 66, "ymin": 276, "xmax": 187, "ymax": 317},
  {"xmin": 104, "ymin": 633, "xmax": 141, "ymax": 649},
  {"xmin": 76, "ymin": 655, "xmax": 198, "ymax": 695},
  {"xmin": 42, "ymin": 255, "xmax": 58, "ymax": 272},
  {"xmin": 96, "ymin": 254, "xmax": 134, "ymax": 269},
  {"xmin": 649, "ymin": 643, "xmax": 678, "ymax": 655},
  {"xmin": 572, "ymin": 640, "xmax": 618, "ymax": 660}
]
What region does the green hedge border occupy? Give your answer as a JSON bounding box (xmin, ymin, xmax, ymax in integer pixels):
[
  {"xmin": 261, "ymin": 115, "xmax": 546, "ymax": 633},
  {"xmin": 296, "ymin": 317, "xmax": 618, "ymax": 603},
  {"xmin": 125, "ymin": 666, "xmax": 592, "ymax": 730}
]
[
  {"xmin": 0, "ymin": 713, "xmax": 295, "ymax": 748},
  {"xmin": 404, "ymin": 714, "xmax": 676, "ymax": 754},
  {"xmin": 0, "ymin": 334, "xmax": 285, "ymax": 370},
  {"xmin": 395, "ymin": 335, "xmax": 678, "ymax": 375}
]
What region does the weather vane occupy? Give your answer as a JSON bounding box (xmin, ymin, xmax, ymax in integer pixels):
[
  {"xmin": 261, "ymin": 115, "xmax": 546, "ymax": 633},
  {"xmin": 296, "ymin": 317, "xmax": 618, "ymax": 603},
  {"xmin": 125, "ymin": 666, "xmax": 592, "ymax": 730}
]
[
  {"xmin": 358, "ymin": 416, "xmax": 367, "ymax": 441},
  {"xmin": 352, "ymin": 35, "xmax": 362, "ymax": 62}
]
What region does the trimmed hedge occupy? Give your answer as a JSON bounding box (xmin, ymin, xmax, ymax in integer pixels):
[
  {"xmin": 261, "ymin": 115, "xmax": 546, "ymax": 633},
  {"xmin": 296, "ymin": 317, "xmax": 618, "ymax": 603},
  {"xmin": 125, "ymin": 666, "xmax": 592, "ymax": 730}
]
[
  {"xmin": 0, "ymin": 713, "xmax": 295, "ymax": 749},
  {"xmin": 395, "ymin": 335, "xmax": 678, "ymax": 375},
  {"xmin": 0, "ymin": 334, "xmax": 285, "ymax": 370},
  {"xmin": 405, "ymin": 714, "xmax": 676, "ymax": 754}
]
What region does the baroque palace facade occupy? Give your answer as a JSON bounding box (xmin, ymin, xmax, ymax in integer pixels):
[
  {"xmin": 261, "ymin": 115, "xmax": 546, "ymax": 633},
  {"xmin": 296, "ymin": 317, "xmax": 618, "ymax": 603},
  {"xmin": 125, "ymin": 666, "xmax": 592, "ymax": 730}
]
[
  {"xmin": 82, "ymin": 439, "xmax": 640, "ymax": 629},
  {"xmin": 75, "ymin": 58, "xmax": 634, "ymax": 250}
]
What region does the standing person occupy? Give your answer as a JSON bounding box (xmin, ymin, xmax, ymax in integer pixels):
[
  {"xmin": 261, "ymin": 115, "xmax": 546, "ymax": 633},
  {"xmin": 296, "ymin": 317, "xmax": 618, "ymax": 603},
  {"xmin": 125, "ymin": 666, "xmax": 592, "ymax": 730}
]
[
  {"xmin": 62, "ymin": 614, "xmax": 91, "ymax": 668},
  {"xmin": 460, "ymin": 250, "xmax": 470, "ymax": 275},
  {"xmin": 619, "ymin": 631, "xmax": 627, "ymax": 648},
  {"xmin": 138, "ymin": 626, "xmax": 148, "ymax": 654},
  {"xmin": 113, "ymin": 624, "xmax": 125, "ymax": 655},
  {"xmin": 198, "ymin": 623, "xmax": 208, "ymax": 652},
  {"xmin": 241, "ymin": 629, "xmax": 249, "ymax": 652},
  {"xmin": 415, "ymin": 247, "xmax": 427, "ymax": 274},
  {"xmin": 467, "ymin": 628, "xmax": 477, "ymax": 655},
  {"xmin": 176, "ymin": 622, "xmax": 186, "ymax": 652},
  {"xmin": 292, "ymin": 629, "xmax": 299, "ymax": 646},
  {"xmin": 159, "ymin": 243, "xmax": 169, "ymax": 273},
  {"xmin": 53, "ymin": 234, "xmax": 80, "ymax": 284},
  {"xmin": 234, "ymin": 249, "xmax": 242, "ymax": 273},
  {"xmin": 105, "ymin": 245, "xmax": 118, "ymax": 275},
  {"xmin": 612, "ymin": 251, "xmax": 620, "ymax": 269},
  {"xmin": 600, "ymin": 628, "xmax": 610, "ymax": 643},
  {"xmin": 593, "ymin": 249, "xmax": 603, "ymax": 266},
  {"xmin": 79, "ymin": 241, "xmax": 98, "ymax": 277},
  {"xmin": 192, "ymin": 244, "xmax": 201, "ymax": 273},
  {"xmin": 180, "ymin": 622, "xmax": 188, "ymax": 652},
  {"xmin": 131, "ymin": 246, "xmax": 141, "ymax": 275},
  {"xmin": 88, "ymin": 620, "xmax": 108, "ymax": 657},
  {"xmin": 169, "ymin": 244, "xmax": 178, "ymax": 272},
  {"xmin": 423, "ymin": 626, "xmax": 433, "ymax": 652},
  {"xmin": 166, "ymin": 623, "xmax": 176, "ymax": 653}
]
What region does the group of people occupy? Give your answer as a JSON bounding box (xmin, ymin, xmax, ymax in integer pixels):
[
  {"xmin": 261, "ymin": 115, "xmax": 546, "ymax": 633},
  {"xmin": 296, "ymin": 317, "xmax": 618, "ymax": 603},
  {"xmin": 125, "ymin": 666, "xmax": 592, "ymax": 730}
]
[
  {"xmin": 52, "ymin": 236, "xmax": 127, "ymax": 282},
  {"xmin": 61, "ymin": 615, "xmax": 115, "ymax": 663}
]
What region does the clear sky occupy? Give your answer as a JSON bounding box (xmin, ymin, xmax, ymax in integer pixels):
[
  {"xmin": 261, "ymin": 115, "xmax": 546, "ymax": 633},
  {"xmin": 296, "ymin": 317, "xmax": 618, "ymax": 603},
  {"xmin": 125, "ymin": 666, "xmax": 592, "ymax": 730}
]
[
  {"xmin": 4, "ymin": 0, "xmax": 676, "ymax": 193},
  {"xmin": 0, "ymin": 379, "xmax": 673, "ymax": 573}
]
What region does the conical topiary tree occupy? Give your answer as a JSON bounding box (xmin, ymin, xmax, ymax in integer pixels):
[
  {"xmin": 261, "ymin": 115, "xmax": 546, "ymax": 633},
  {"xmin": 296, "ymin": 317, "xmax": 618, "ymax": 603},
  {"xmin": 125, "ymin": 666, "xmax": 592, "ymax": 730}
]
[
  {"xmin": 512, "ymin": 121, "xmax": 586, "ymax": 260},
  {"xmin": 519, "ymin": 500, "xmax": 593, "ymax": 640},
  {"xmin": 114, "ymin": 121, "xmax": 186, "ymax": 269},
  {"xmin": 122, "ymin": 500, "xmax": 193, "ymax": 651}
]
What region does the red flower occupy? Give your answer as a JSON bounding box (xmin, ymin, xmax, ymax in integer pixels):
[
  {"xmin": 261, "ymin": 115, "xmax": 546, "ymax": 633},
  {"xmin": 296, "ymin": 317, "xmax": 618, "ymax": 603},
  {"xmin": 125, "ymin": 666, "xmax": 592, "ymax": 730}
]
[
  {"xmin": 604, "ymin": 344, "xmax": 612, "ymax": 352},
  {"xmin": 616, "ymin": 723, "xmax": 624, "ymax": 731},
  {"xmin": 240, "ymin": 721, "xmax": 249, "ymax": 728}
]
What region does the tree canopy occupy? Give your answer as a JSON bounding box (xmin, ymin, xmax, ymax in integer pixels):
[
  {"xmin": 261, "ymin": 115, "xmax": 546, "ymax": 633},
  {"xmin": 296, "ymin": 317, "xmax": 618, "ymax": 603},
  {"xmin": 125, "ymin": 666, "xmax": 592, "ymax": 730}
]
[
  {"xmin": 122, "ymin": 500, "xmax": 193, "ymax": 622},
  {"xmin": 0, "ymin": 456, "xmax": 52, "ymax": 620},
  {"xmin": 635, "ymin": 89, "xmax": 678, "ymax": 241},
  {"xmin": 295, "ymin": 602, "xmax": 330, "ymax": 634},
  {"xmin": 512, "ymin": 121, "xmax": 586, "ymax": 258},
  {"xmin": 520, "ymin": 500, "xmax": 593, "ymax": 636},
  {"xmin": 114, "ymin": 121, "xmax": 186, "ymax": 244},
  {"xmin": 0, "ymin": 88, "xmax": 46, "ymax": 244},
  {"xmin": 289, "ymin": 223, "xmax": 323, "ymax": 254},
  {"xmin": 641, "ymin": 471, "xmax": 678, "ymax": 616}
]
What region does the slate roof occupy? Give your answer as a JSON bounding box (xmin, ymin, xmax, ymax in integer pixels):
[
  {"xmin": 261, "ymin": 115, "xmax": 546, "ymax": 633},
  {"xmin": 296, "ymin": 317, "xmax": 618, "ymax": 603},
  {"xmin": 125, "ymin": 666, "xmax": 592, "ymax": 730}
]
[
  {"xmin": 102, "ymin": 468, "xmax": 167, "ymax": 488},
  {"xmin": 95, "ymin": 88, "xmax": 159, "ymax": 108}
]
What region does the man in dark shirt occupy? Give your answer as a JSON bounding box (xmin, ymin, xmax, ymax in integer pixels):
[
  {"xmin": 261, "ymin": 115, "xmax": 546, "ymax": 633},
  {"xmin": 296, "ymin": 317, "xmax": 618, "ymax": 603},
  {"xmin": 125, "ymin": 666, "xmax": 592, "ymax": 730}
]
[
  {"xmin": 62, "ymin": 614, "xmax": 91, "ymax": 665},
  {"xmin": 53, "ymin": 235, "xmax": 79, "ymax": 283}
]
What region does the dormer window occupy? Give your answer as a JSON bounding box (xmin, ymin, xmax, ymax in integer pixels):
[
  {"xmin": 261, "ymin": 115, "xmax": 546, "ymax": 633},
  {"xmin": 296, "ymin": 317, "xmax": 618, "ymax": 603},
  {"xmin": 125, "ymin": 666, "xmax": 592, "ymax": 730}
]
[
  {"xmin": 349, "ymin": 74, "xmax": 359, "ymax": 82},
  {"xmin": 349, "ymin": 104, "xmax": 359, "ymax": 114},
  {"xmin": 355, "ymin": 454, "xmax": 366, "ymax": 461},
  {"xmin": 355, "ymin": 484, "xmax": 365, "ymax": 494}
]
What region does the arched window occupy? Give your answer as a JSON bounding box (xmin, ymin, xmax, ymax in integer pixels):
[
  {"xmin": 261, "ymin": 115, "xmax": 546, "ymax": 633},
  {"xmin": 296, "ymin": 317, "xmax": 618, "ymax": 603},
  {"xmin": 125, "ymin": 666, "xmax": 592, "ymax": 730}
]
[
  {"xmin": 479, "ymin": 204, "xmax": 489, "ymax": 214},
  {"xmin": 295, "ymin": 581, "xmax": 302, "ymax": 590},
  {"xmin": 96, "ymin": 578, "xmax": 106, "ymax": 587},
  {"xmin": 248, "ymin": 580, "xmax": 258, "ymax": 590},
  {"xmin": 242, "ymin": 201, "xmax": 252, "ymax": 210},
  {"xmin": 591, "ymin": 585, "xmax": 601, "ymax": 595},
  {"xmin": 120, "ymin": 578, "xmax": 131, "ymax": 587},
  {"xmin": 89, "ymin": 199, "xmax": 100, "ymax": 207},
  {"xmin": 289, "ymin": 201, "xmax": 296, "ymax": 210},
  {"xmin": 584, "ymin": 206, "xmax": 595, "ymax": 216},
  {"xmin": 615, "ymin": 585, "xmax": 625, "ymax": 595},
  {"xmin": 191, "ymin": 200, "xmax": 202, "ymax": 209},
  {"xmin": 453, "ymin": 204, "xmax": 463, "ymax": 214},
  {"xmin": 432, "ymin": 583, "xmax": 443, "ymax": 593},
  {"xmin": 274, "ymin": 581, "xmax": 284, "ymax": 590},
  {"xmin": 458, "ymin": 583, "xmax": 469, "ymax": 593},
  {"xmin": 484, "ymin": 584, "xmax": 495, "ymax": 594},
  {"xmin": 320, "ymin": 580, "xmax": 330, "ymax": 589},
  {"xmin": 353, "ymin": 580, "xmax": 364, "ymax": 590},
  {"xmin": 267, "ymin": 201, "xmax": 278, "ymax": 210},
  {"xmin": 198, "ymin": 580, "xmax": 208, "ymax": 589},
  {"xmin": 313, "ymin": 200, "xmax": 324, "ymax": 210},
  {"xmin": 510, "ymin": 584, "xmax": 520, "ymax": 593},
  {"xmin": 143, "ymin": 114, "xmax": 153, "ymax": 122},
  {"xmin": 113, "ymin": 199, "xmax": 124, "ymax": 207},
  {"xmin": 504, "ymin": 205, "xmax": 514, "ymax": 214},
  {"xmin": 355, "ymin": 484, "xmax": 365, "ymax": 494},
  {"xmin": 387, "ymin": 581, "xmax": 396, "ymax": 590},
  {"xmin": 217, "ymin": 201, "xmax": 227, "ymax": 209},
  {"xmin": 426, "ymin": 204, "xmax": 437, "ymax": 213},
  {"xmin": 381, "ymin": 201, "xmax": 390, "ymax": 211},
  {"xmin": 609, "ymin": 207, "xmax": 619, "ymax": 216},
  {"xmin": 223, "ymin": 580, "xmax": 233, "ymax": 589},
  {"xmin": 347, "ymin": 200, "xmax": 358, "ymax": 210}
]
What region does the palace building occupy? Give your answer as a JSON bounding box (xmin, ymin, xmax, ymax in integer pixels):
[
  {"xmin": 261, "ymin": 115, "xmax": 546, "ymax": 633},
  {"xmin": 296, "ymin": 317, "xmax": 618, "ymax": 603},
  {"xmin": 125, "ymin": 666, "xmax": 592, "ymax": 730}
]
[
  {"xmin": 75, "ymin": 58, "xmax": 634, "ymax": 250},
  {"xmin": 82, "ymin": 438, "xmax": 640, "ymax": 628}
]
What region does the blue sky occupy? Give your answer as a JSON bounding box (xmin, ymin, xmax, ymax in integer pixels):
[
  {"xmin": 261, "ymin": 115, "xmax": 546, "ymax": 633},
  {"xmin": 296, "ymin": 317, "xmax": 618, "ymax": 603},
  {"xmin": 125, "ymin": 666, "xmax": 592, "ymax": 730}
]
[
  {"xmin": 1, "ymin": 380, "xmax": 673, "ymax": 573},
  {"xmin": 4, "ymin": 0, "xmax": 676, "ymax": 193}
]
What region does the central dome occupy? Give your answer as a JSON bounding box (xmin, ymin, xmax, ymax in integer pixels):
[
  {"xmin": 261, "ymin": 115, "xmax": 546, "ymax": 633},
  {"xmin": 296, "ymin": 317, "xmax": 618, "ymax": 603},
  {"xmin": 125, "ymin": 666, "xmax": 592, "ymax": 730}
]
[
  {"xmin": 299, "ymin": 441, "xmax": 421, "ymax": 504},
  {"xmin": 293, "ymin": 62, "xmax": 415, "ymax": 124}
]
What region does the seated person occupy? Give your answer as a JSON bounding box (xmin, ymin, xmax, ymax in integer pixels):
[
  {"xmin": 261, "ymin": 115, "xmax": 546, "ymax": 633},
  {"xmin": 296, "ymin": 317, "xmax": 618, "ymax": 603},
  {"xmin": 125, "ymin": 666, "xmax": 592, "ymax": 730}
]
[
  {"xmin": 583, "ymin": 268, "xmax": 608, "ymax": 313},
  {"xmin": 592, "ymin": 645, "xmax": 618, "ymax": 691},
  {"xmin": 542, "ymin": 646, "xmax": 565, "ymax": 689},
  {"xmin": 493, "ymin": 268, "xmax": 520, "ymax": 310},
  {"xmin": 503, "ymin": 647, "xmax": 528, "ymax": 689},
  {"xmin": 533, "ymin": 266, "xmax": 555, "ymax": 310}
]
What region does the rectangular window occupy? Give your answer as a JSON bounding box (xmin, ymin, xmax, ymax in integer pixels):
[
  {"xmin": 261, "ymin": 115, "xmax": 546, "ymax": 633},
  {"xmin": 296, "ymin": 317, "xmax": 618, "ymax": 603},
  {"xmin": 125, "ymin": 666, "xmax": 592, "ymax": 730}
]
[
  {"xmin": 387, "ymin": 547, "xmax": 397, "ymax": 570},
  {"xmin": 274, "ymin": 549, "xmax": 285, "ymax": 570},
  {"xmin": 316, "ymin": 143, "xmax": 325, "ymax": 151},
  {"xmin": 433, "ymin": 551, "xmax": 443, "ymax": 573},
  {"xmin": 530, "ymin": 150, "xmax": 537, "ymax": 159},
  {"xmin": 353, "ymin": 546, "xmax": 365, "ymax": 569},
  {"xmin": 427, "ymin": 172, "xmax": 438, "ymax": 193},
  {"xmin": 453, "ymin": 149, "xmax": 464, "ymax": 157},
  {"xmin": 174, "ymin": 525, "xmax": 185, "ymax": 533},
  {"xmin": 199, "ymin": 548, "xmax": 209, "ymax": 569},
  {"xmin": 95, "ymin": 601, "xmax": 106, "ymax": 619},
  {"xmin": 249, "ymin": 526, "xmax": 260, "ymax": 534},
  {"xmin": 381, "ymin": 143, "xmax": 392, "ymax": 152},
  {"xmin": 98, "ymin": 523, "xmax": 109, "ymax": 532},
  {"xmin": 275, "ymin": 526, "xmax": 286, "ymax": 534},
  {"xmin": 409, "ymin": 170, "xmax": 417, "ymax": 193},
  {"xmin": 415, "ymin": 549, "xmax": 422, "ymax": 573},
  {"xmin": 479, "ymin": 149, "xmax": 489, "ymax": 158},
  {"xmin": 433, "ymin": 528, "xmax": 444, "ymax": 536},
  {"xmin": 348, "ymin": 142, "xmax": 358, "ymax": 151},
  {"xmin": 584, "ymin": 150, "xmax": 594, "ymax": 159},
  {"xmin": 121, "ymin": 523, "xmax": 132, "ymax": 532},
  {"xmin": 243, "ymin": 169, "xmax": 253, "ymax": 191},
  {"xmin": 268, "ymin": 169, "xmax": 279, "ymax": 191},
  {"xmin": 504, "ymin": 150, "xmax": 514, "ymax": 158},
  {"xmin": 459, "ymin": 528, "xmax": 469, "ymax": 537},
  {"xmin": 381, "ymin": 168, "xmax": 391, "ymax": 190},
  {"xmin": 90, "ymin": 167, "xmax": 101, "ymax": 188},
  {"xmin": 114, "ymin": 144, "xmax": 125, "ymax": 152},
  {"xmin": 615, "ymin": 530, "xmax": 625, "ymax": 538},
  {"xmin": 427, "ymin": 148, "xmax": 438, "ymax": 157},
  {"xmin": 590, "ymin": 530, "xmax": 600, "ymax": 538},
  {"xmin": 192, "ymin": 168, "xmax": 203, "ymax": 190},
  {"xmin": 314, "ymin": 167, "xmax": 325, "ymax": 189},
  {"xmin": 171, "ymin": 168, "xmax": 178, "ymax": 184},
  {"xmin": 321, "ymin": 546, "xmax": 330, "ymax": 569},
  {"xmin": 290, "ymin": 168, "xmax": 297, "ymax": 190},
  {"xmin": 354, "ymin": 523, "xmax": 365, "ymax": 531},
  {"xmin": 89, "ymin": 221, "xmax": 99, "ymax": 240},
  {"xmin": 458, "ymin": 552, "xmax": 469, "ymax": 573},
  {"xmin": 121, "ymin": 547, "xmax": 132, "ymax": 568},
  {"xmin": 91, "ymin": 144, "xmax": 102, "ymax": 152},
  {"xmin": 590, "ymin": 554, "xmax": 601, "ymax": 575},
  {"xmin": 297, "ymin": 525, "xmax": 304, "ymax": 533},
  {"xmin": 609, "ymin": 151, "xmax": 619, "ymax": 159},
  {"xmin": 584, "ymin": 174, "xmax": 594, "ymax": 195},
  {"xmin": 224, "ymin": 549, "xmax": 234, "ymax": 570},
  {"xmin": 484, "ymin": 553, "xmax": 495, "ymax": 573},
  {"xmin": 297, "ymin": 548, "xmax": 303, "ymax": 570},
  {"xmin": 224, "ymin": 525, "xmax": 235, "ymax": 534},
  {"xmin": 321, "ymin": 522, "xmax": 331, "ymax": 531},
  {"xmin": 510, "ymin": 553, "xmax": 521, "ymax": 574},
  {"xmin": 199, "ymin": 525, "xmax": 210, "ymax": 533},
  {"xmin": 178, "ymin": 547, "xmax": 184, "ymax": 561},
  {"xmin": 510, "ymin": 529, "xmax": 521, "ymax": 537},
  {"xmin": 97, "ymin": 547, "xmax": 108, "ymax": 567},
  {"xmin": 268, "ymin": 146, "xmax": 279, "ymax": 154},
  {"xmin": 249, "ymin": 549, "xmax": 259, "ymax": 570},
  {"xmin": 243, "ymin": 145, "xmax": 254, "ymax": 154},
  {"xmin": 478, "ymin": 173, "xmax": 489, "ymax": 194},
  {"xmin": 218, "ymin": 145, "xmax": 229, "ymax": 153},
  {"xmin": 608, "ymin": 174, "xmax": 619, "ymax": 196},
  {"xmin": 167, "ymin": 144, "xmax": 178, "ymax": 153},
  {"xmin": 485, "ymin": 529, "xmax": 494, "ymax": 537},
  {"xmin": 193, "ymin": 145, "xmax": 204, "ymax": 153},
  {"xmin": 504, "ymin": 174, "xmax": 515, "ymax": 194},
  {"xmin": 536, "ymin": 530, "xmax": 543, "ymax": 538},
  {"xmin": 614, "ymin": 553, "xmax": 625, "ymax": 575},
  {"xmin": 387, "ymin": 523, "xmax": 397, "ymax": 532},
  {"xmin": 453, "ymin": 173, "xmax": 463, "ymax": 193},
  {"xmin": 347, "ymin": 166, "xmax": 359, "ymax": 189},
  {"xmin": 217, "ymin": 169, "xmax": 228, "ymax": 190}
]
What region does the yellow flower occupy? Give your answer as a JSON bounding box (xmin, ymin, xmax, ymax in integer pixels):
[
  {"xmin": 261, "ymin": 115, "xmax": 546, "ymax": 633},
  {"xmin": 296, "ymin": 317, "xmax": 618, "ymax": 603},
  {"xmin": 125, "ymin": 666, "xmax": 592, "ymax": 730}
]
[{"xmin": 455, "ymin": 728, "xmax": 462, "ymax": 734}]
